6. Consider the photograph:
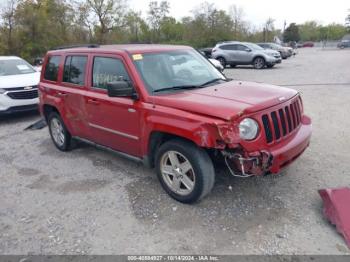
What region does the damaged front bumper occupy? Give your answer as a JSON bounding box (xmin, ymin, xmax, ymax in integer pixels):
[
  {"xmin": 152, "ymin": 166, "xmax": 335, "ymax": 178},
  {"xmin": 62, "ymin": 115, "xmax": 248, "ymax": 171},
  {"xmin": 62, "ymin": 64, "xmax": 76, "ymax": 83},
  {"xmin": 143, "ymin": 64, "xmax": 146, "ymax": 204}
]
[{"xmin": 222, "ymin": 121, "xmax": 312, "ymax": 176}]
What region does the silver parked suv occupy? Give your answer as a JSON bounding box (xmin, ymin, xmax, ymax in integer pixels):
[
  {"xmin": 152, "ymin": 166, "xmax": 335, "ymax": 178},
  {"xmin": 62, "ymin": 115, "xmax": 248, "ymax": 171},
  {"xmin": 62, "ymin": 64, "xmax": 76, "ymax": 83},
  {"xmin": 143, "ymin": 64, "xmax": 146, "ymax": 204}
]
[{"xmin": 212, "ymin": 41, "xmax": 282, "ymax": 69}]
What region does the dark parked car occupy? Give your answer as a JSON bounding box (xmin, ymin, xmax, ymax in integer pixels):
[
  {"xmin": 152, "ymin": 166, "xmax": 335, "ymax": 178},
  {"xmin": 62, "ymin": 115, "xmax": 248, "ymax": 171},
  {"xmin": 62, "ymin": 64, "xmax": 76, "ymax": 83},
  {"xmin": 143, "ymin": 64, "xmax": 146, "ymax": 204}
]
[
  {"xmin": 199, "ymin": 48, "xmax": 213, "ymax": 58},
  {"xmin": 337, "ymin": 40, "xmax": 350, "ymax": 49},
  {"xmin": 257, "ymin": 42, "xmax": 291, "ymax": 59}
]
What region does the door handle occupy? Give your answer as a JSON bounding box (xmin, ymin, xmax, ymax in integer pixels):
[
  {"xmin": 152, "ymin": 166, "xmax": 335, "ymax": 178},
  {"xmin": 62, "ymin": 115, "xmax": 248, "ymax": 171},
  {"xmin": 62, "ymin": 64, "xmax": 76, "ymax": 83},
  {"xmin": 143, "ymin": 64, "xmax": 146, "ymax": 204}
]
[
  {"xmin": 87, "ymin": 98, "xmax": 100, "ymax": 105},
  {"xmin": 57, "ymin": 92, "xmax": 67, "ymax": 97}
]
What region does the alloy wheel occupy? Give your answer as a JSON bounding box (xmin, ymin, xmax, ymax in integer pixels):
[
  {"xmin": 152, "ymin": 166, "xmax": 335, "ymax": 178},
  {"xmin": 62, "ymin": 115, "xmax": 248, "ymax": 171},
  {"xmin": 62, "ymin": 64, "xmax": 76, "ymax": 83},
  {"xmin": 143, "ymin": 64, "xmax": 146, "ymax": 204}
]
[
  {"xmin": 160, "ymin": 150, "xmax": 196, "ymax": 196},
  {"xmin": 50, "ymin": 118, "xmax": 65, "ymax": 147},
  {"xmin": 254, "ymin": 58, "xmax": 265, "ymax": 69}
]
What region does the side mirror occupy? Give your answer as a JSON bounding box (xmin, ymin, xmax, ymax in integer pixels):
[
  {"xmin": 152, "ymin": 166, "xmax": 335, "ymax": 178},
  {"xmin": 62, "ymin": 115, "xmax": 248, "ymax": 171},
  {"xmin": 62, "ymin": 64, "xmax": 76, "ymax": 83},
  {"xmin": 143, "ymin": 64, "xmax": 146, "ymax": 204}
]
[
  {"xmin": 244, "ymin": 48, "xmax": 252, "ymax": 52},
  {"xmin": 107, "ymin": 81, "xmax": 138, "ymax": 99}
]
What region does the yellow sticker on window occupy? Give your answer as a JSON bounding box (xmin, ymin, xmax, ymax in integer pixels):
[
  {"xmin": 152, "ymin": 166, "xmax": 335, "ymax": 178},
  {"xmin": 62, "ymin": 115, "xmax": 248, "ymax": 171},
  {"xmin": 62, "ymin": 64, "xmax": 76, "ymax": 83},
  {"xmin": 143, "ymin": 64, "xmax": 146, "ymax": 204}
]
[{"xmin": 132, "ymin": 54, "xmax": 143, "ymax": 61}]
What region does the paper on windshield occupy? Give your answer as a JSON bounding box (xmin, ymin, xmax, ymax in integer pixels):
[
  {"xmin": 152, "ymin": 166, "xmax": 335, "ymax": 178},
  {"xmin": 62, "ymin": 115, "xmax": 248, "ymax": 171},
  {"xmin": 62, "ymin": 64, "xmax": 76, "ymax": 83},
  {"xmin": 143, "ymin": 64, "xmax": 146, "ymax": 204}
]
[{"xmin": 17, "ymin": 65, "xmax": 31, "ymax": 71}]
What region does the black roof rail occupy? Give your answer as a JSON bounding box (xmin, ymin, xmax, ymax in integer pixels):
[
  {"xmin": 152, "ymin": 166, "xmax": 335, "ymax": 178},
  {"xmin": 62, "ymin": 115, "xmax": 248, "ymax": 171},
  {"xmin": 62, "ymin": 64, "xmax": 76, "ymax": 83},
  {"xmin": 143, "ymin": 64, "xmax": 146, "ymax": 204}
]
[{"xmin": 52, "ymin": 44, "xmax": 100, "ymax": 50}]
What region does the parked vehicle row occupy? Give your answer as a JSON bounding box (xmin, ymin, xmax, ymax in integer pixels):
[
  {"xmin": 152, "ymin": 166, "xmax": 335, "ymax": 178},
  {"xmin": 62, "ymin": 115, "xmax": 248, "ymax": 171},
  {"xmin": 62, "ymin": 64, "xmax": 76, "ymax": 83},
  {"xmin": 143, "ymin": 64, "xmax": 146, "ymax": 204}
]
[{"xmin": 211, "ymin": 41, "xmax": 282, "ymax": 69}]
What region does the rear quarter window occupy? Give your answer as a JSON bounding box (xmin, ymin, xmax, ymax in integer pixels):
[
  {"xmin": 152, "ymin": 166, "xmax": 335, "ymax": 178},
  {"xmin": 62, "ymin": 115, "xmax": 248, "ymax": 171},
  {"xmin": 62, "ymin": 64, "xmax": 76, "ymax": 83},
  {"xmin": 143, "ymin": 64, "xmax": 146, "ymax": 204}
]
[{"xmin": 44, "ymin": 56, "xmax": 61, "ymax": 82}]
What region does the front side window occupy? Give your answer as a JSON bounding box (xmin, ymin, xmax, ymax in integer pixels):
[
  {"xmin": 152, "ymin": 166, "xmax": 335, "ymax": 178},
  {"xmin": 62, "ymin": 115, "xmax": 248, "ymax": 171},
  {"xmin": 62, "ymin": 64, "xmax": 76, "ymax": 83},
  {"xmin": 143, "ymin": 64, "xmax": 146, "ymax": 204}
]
[
  {"xmin": 236, "ymin": 45, "xmax": 249, "ymax": 51},
  {"xmin": 0, "ymin": 58, "xmax": 36, "ymax": 76},
  {"xmin": 132, "ymin": 50, "xmax": 225, "ymax": 93},
  {"xmin": 63, "ymin": 56, "xmax": 87, "ymax": 85},
  {"xmin": 92, "ymin": 57, "xmax": 131, "ymax": 90},
  {"xmin": 44, "ymin": 56, "xmax": 61, "ymax": 81},
  {"xmin": 245, "ymin": 43, "xmax": 264, "ymax": 50}
]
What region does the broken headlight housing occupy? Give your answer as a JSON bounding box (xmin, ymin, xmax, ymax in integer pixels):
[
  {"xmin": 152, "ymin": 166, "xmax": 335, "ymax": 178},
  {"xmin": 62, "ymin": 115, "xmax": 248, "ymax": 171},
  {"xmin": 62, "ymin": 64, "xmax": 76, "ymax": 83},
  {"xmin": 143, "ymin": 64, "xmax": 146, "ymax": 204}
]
[{"xmin": 239, "ymin": 118, "xmax": 259, "ymax": 140}]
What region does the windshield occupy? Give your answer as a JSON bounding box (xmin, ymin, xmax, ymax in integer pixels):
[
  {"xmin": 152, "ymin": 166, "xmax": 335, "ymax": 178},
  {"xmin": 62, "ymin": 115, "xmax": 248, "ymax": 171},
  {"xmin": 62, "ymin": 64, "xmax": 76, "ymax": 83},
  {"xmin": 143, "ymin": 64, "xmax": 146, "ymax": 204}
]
[
  {"xmin": 245, "ymin": 43, "xmax": 264, "ymax": 50},
  {"xmin": 132, "ymin": 50, "xmax": 225, "ymax": 93},
  {"xmin": 0, "ymin": 59, "xmax": 36, "ymax": 76}
]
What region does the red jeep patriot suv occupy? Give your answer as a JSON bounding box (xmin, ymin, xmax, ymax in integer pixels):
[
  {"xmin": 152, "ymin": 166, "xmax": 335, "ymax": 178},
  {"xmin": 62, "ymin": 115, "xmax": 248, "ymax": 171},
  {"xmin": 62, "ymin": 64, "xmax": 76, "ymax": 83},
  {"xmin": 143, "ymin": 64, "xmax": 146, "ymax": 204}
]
[{"xmin": 39, "ymin": 44, "xmax": 312, "ymax": 203}]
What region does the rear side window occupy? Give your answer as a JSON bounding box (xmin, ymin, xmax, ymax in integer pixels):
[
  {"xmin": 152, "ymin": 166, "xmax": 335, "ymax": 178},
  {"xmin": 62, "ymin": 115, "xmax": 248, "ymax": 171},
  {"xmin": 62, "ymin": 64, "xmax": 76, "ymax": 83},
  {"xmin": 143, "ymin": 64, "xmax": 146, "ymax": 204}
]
[
  {"xmin": 92, "ymin": 57, "xmax": 131, "ymax": 90},
  {"xmin": 44, "ymin": 56, "xmax": 61, "ymax": 81},
  {"xmin": 63, "ymin": 56, "xmax": 88, "ymax": 86},
  {"xmin": 220, "ymin": 45, "xmax": 235, "ymax": 50}
]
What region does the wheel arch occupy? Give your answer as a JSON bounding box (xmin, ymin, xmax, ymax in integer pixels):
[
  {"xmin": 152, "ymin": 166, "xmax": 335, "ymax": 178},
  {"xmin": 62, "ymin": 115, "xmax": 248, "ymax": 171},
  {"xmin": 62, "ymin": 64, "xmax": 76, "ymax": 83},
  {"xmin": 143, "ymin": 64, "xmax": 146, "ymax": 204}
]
[
  {"xmin": 145, "ymin": 131, "xmax": 200, "ymax": 168},
  {"xmin": 43, "ymin": 104, "xmax": 60, "ymax": 122},
  {"xmin": 42, "ymin": 104, "xmax": 74, "ymax": 135},
  {"xmin": 252, "ymin": 55, "xmax": 266, "ymax": 63}
]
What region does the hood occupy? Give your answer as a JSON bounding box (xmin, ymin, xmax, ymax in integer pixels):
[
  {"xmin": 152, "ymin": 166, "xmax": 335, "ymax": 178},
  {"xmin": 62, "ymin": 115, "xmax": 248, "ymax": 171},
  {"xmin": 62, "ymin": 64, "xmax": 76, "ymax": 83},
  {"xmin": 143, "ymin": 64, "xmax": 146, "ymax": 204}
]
[
  {"xmin": 0, "ymin": 72, "xmax": 40, "ymax": 88},
  {"xmin": 153, "ymin": 80, "xmax": 298, "ymax": 121},
  {"xmin": 262, "ymin": 49, "xmax": 280, "ymax": 56}
]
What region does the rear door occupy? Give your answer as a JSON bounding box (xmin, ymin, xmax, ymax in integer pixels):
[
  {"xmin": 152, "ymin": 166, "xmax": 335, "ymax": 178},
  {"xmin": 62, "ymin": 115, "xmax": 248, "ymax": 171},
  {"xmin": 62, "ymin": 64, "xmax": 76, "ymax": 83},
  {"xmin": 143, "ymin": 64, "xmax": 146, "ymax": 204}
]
[
  {"xmin": 60, "ymin": 54, "xmax": 90, "ymax": 138},
  {"xmin": 220, "ymin": 44, "xmax": 238, "ymax": 63},
  {"xmin": 84, "ymin": 54, "xmax": 141, "ymax": 157}
]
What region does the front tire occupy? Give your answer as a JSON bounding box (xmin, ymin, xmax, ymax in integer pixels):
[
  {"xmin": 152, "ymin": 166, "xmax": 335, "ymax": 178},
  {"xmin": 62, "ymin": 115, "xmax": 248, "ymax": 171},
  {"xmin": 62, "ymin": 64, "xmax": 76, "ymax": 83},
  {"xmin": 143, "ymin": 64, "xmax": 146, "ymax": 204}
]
[
  {"xmin": 155, "ymin": 139, "xmax": 215, "ymax": 203},
  {"xmin": 217, "ymin": 57, "xmax": 227, "ymax": 68},
  {"xmin": 48, "ymin": 112, "xmax": 72, "ymax": 151},
  {"xmin": 253, "ymin": 57, "xmax": 265, "ymax": 69}
]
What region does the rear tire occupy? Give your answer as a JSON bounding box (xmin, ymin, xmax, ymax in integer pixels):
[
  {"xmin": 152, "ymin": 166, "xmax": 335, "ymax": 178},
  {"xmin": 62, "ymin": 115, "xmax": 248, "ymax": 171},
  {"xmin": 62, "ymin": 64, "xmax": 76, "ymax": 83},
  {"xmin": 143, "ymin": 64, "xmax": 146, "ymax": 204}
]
[
  {"xmin": 155, "ymin": 139, "xmax": 215, "ymax": 203},
  {"xmin": 48, "ymin": 112, "xmax": 72, "ymax": 151},
  {"xmin": 253, "ymin": 57, "xmax": 265, "ymax": 69}
]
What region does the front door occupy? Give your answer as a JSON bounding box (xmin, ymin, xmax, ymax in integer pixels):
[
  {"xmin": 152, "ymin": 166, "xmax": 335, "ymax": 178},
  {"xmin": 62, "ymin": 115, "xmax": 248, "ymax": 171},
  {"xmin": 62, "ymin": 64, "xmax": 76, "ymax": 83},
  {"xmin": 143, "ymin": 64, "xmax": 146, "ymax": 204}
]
[
  {"xmin": 85, "ymin": 55, "xmax": 141, "ymax": 157},
  {"xmin": 234, "ymin": 44, "xmax": 253, "ymax": 64}
]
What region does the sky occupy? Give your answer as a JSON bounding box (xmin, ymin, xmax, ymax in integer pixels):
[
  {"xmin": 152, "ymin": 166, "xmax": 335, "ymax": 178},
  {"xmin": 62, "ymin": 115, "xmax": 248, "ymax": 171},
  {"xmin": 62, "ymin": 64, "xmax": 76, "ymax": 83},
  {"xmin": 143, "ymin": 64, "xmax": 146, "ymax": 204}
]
[{"xmin": 130, "ymin": 0, "xmax": 350, "ymax": 29}]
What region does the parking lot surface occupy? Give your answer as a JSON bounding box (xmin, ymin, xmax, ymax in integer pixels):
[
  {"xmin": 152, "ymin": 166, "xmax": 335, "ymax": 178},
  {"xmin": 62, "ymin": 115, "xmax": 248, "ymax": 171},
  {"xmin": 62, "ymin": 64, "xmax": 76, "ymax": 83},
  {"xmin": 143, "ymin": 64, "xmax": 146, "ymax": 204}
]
[{"xmin": 1, "ymin": 48, "xmax": 350, "ymax": 255}]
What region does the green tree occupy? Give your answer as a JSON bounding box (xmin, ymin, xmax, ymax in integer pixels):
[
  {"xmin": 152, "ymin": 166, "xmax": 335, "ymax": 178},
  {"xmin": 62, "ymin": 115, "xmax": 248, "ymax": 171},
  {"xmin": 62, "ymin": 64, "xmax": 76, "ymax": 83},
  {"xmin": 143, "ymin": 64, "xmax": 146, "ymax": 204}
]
[
  {"xmin": 160, "ymin": 17, "xmax": 184, "ymax": 43},
  {"xmin": 147, "ymin": 1, "xmax": 170, "ymax": 42},
  {"xmin": 183, "ymin": 2, "xmax": 233, "ymax": 47},
  {"xmin": 299, "ymin": 21, "xmax": 320, "ymax": 41},
  {"xmin": 86, "ymin": 0, "xmax": 127, "ymax": 44},
  {"xmin": 124, "ymin": 11, "xmax": 150, "ymax": 43},
  {"xmin": 228, "ymin": 5, "xmax": 248, "ymax": 40},
  {"xmin": 283, "ymin": 23, "xmax": 300, "ymax": 42},
  {"xmin": 322, "ymin": 23, "xmax": 347, "ymax": 40},
  {"xmin": 0, "ymin": 0, "xmax": 17, "ymax": 54},
  {"xmin": 263, "ymin": 17, "xmax": 275, "ymax": 42}
]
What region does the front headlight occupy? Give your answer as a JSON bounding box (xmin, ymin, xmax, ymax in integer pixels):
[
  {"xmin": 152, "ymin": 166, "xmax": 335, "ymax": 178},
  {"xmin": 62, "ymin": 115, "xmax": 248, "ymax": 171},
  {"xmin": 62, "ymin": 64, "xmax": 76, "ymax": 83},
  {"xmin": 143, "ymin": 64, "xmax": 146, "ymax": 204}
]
[
  {"xmin": 239, "ymin": 118, "xmax": 259, "ymax": 140},
  {"xmin": 0, "ymin": 88, "xmax": 6, "ymax": 94}
]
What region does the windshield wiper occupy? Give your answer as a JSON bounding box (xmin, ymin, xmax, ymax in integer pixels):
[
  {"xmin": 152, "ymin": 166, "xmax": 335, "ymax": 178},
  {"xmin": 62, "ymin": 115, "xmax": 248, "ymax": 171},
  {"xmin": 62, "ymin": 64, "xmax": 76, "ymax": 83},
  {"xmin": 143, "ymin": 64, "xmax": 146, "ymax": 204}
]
[
  {"xmin": 153, "ymin": 78, "xmax": 228, "ymax": 93},
  {"xmin": 199, "ymin": 78, "xmax": 227, "ymax": 87},
  {"xmin": 153, "ymin": 85, "xmax": 201, "ymax": 93}
]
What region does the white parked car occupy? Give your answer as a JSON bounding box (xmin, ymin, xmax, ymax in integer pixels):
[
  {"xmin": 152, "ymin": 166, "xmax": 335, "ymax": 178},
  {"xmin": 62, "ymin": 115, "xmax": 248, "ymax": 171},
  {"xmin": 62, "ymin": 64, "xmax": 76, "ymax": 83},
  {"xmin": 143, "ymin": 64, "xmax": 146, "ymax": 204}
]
[
  {"xmin": 208, "ymin": 58, "xmax": 224, "ymax": 72},
  {"xmin": 0, "ymin": 56, "xmax": 40, "ymax": 115}
]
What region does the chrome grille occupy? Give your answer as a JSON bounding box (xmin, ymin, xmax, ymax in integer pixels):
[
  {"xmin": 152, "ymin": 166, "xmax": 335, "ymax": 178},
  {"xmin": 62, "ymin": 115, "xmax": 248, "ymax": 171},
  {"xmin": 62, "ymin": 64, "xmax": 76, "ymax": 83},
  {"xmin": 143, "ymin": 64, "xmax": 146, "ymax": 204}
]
[
  {"xmin": 7, "ymin": 89, "xmax": 39, "ymax": 100},
  {"xmin": 262, "ymin": 98, "xmax": 302, "ymax": 143}
]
